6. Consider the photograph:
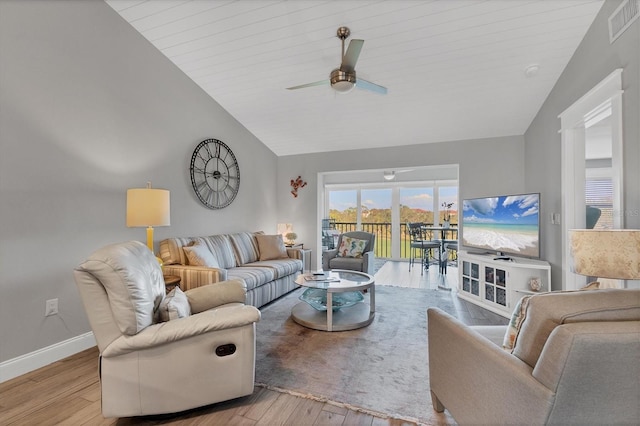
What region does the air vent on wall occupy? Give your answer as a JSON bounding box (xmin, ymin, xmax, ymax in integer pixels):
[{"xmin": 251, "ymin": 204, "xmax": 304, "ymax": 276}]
[{"xmin": 609, "ymin": 0, "xmax": 639, "ymax": 43}]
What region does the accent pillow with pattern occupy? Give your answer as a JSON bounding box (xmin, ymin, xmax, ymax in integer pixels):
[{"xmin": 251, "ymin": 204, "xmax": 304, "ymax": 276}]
[
  {"xmin": 337, "ymin": 236, "xmax": 368, "ymax": 258},
  {"xmin": 502, "ymin": 295, "xmax": 532, "ymax": 351}
]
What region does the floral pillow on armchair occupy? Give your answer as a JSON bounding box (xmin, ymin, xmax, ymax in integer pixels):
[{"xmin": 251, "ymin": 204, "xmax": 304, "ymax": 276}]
[{"xmin": 337, "ymin": 236, "xmax": 368, "ymax": 258}]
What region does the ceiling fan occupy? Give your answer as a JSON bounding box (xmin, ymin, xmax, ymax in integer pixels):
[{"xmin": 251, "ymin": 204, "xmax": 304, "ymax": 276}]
[
  {"xmin": 286, "ymin": 27, "xmax": 387, "ymax": 95},
  {"xmin": 383, "ymin": 169, "xmax": 413, "ymax": 181}
]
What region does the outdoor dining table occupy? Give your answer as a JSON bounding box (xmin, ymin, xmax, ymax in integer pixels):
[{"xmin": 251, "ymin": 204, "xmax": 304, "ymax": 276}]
[{"xmin": 420, "ymin": 226, "xmax": 458, "ymax": 283}]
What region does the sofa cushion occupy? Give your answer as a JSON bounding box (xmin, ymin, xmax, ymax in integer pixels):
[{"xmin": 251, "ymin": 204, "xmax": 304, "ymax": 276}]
[
  {"xmin": 329, "ymin": 256, "xmax": 364, "ymax": 271},
  {"xmin": 183, "ymin": 243, "xmax": 219, "ymax": 268},
  {"xmin": 199, "ymin": 235, "xmax": 236, "ymax": 269},
  {"xmin": 159, "ymin": 236, "xmax": 199, "ymax": 265},
  {"xmin": 160, "ymin": 235, "xmax": 236, "ymax": 269},
  {"xmin": 158, "ymin": 287, "xmax": 191, "ymax": 321},
  {"xmin": 256, "ymin": 234, "xmax": 288, "ymax": 261},
  {"xmin": 337, "ymin": 236, "xmax": 368, "ymax": 258},
  {"xmin": 227, "ymin": 266, "xmax": 277, "ymax": 291},
  {"xmin": 229, "ymin": 232, "xmax": 260, "ymax": 266},
  {"xmin": 244, "ymin": 259, "xmax": 303, "ymax": 278},
  {"xmin": 77, "ymin": 240, "xmax": 166, "ymax": 335},
  {"xmin": 512, "ymin": 289, "xmax": 640, "ymax": 368}
]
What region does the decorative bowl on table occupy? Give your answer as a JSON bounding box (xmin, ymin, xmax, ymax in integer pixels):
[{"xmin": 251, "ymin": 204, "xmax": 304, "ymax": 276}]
[{"xmin": 300, "ymin": 288, "xmax": 364, "ymax": 311}]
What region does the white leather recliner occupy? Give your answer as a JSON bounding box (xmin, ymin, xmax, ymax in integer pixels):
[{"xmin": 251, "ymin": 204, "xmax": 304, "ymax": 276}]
[{"xmin": 74, "ymin": 240, "xmax": 261, "ymax": 418}]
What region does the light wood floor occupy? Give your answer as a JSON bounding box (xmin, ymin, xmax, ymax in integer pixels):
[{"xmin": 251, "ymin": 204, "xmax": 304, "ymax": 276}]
[{"xmin": 0, "ymin": 261, "xmax": 504, "ymax": 425}]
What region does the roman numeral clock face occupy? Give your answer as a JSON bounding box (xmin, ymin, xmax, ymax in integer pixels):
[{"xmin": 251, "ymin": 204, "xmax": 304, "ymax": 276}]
[{"xmin": 190, "ymin": 139, "xmax": 240, "ymax": 209}]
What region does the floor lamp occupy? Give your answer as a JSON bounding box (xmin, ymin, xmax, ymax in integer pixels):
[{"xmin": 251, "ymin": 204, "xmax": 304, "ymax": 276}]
[
  {"xmin": 569, "ymin": 229, "xmax": 640, "ymax": 288},
  {"xmin": 126, "ymin": 182, "xmax": 170, "ymax": 263}
]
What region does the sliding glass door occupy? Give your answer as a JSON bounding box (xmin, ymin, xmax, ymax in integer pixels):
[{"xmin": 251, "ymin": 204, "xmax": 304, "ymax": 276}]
[{"xmin": 325, "ymin": 182, "xmax": 458, "ymax": 260}]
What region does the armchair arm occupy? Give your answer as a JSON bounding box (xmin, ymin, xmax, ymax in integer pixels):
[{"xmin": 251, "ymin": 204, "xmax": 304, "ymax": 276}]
[
  {"xmin": 162, "ymin": 264, "xmax": 227, "ymax": 290},
  {"xmin": 427, "ymin": 308, "xmax": 553, "ymax": 425},
  {"xmin": 322, "ymin": 249, "xmax": 337, "ymax": 270},
  {"xmin": 103, "ymin": 304, "xmax": 261, "ymax": 357},
  {"xmin": 362, "ymin": 251, "xmax": 375, "ymax": 275},
  {"xmin": 184, "ymin": 279, "xmax": 247, "ymax": 313}
]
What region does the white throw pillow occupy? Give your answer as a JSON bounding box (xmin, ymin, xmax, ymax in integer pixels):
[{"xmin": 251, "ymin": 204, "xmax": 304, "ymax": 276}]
[
  {"xmin": 256, "ymin": 234, "xmax": 289, "ymax": 261},
  {"xmin": 158, "ymin": 287, "xmax": 191, "ymax": 321},
  {"xmin": 183, "ymin": 244, "xmax": 219, "ymax": 268}
]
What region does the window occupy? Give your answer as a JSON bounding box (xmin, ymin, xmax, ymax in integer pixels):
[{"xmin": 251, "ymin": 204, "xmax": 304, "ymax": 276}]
[{"xmin": 326, "ymin": 182, "xmax": 458, "ymax": 259}]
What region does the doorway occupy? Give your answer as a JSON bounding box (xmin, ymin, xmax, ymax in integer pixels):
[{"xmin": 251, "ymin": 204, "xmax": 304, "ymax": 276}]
[{"xmin": 559, "ymin": 69, "xmax": 624, "ymax": 290}]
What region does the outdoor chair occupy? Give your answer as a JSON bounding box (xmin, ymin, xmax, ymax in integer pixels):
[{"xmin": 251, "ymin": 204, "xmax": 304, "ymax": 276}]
[{"xmin": 407, "ymin": 223, "xmax": 441, "ymax": 275}]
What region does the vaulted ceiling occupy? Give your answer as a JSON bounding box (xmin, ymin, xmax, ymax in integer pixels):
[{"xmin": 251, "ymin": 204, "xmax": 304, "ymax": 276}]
[{"xmin": 106, "ymin": 0, "xmax": 604, "ymax": 156}]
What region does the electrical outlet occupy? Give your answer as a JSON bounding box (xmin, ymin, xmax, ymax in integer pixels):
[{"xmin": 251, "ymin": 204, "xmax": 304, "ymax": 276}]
[{"xmin": 45, "ymin": 298, "xmax": 58, "ymax": 316}]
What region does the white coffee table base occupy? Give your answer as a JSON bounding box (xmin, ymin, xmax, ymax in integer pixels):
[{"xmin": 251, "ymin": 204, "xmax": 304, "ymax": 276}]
[{"xmin": 291, "ymin": 300, "xmax": 374, "ymax": 332}]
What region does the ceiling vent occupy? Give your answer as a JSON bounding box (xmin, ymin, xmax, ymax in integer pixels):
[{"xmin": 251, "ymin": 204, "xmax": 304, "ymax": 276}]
[{"xmin": 609, "ymin": 0, "xmax": 639, "ymax": 43}]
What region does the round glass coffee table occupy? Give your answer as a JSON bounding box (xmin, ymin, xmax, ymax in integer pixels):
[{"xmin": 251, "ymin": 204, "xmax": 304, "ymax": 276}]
[{"xmin": 292, "ymin": 270, "xmax": 375, "ymax": 332}]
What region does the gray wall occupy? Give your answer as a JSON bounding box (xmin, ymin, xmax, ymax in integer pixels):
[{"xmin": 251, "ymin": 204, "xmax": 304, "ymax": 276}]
[
  {"xmin": 0, "ymin": 1, "xmax": 278, "ymax": 362},
  {"xmin": 277, "ymin": 136, "xmax": 526, "ymax": 269},
  {"xmin": 525, "ymin": 0, "xmax": 639, "ymax": 288}
]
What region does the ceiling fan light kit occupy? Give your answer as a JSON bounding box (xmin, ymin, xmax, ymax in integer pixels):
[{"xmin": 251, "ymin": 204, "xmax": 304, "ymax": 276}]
[
  {"xmin": 330, "ymin": 69, "xmax": 356, "ymax": 93},
  {"xmin": 383, "ymin": 171, "xmax": 396, "ymax": 181},
  {"xmin": 287, "ymin": 26, "xmax": 387, "ymax": 95}
]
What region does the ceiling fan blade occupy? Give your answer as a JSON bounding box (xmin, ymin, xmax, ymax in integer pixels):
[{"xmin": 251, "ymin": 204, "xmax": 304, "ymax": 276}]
[
  {"xmin": 286, "ymin": 79, "xmax": 329, "ymax": 90},
  {"xmin": 356, "ymin": 78, "xmax": 387, "ymax": 95},
  {"xmin": 341, "ymin": 39, "xmax": 364, "ymax": 72}
]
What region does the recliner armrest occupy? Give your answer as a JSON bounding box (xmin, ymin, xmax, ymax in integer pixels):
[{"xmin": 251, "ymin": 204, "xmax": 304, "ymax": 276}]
[
  {"xmin": 185, "ymin": 279, "xmax": 247, "ymax": 313},
  {"xmin": 103, "ymin": 304, "xmax": 261, "ymax": 357}
]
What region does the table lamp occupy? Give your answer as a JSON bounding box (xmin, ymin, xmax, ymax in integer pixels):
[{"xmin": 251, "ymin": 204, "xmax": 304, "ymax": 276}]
[
  {"xmin": 569, "ymin": 229, "xmax": 640, "ymax": 287},
  {"xmin": 126, "ymin": 182, "xmax": 170, "ymax": 261}
]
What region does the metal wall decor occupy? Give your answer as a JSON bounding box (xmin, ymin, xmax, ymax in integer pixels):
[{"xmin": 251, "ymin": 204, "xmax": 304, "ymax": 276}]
[
  {"xmin": 190, "ymin": 139, "xmax": 240, "ymax": 209},
  {"xmin": 290, "ymin": 176, "xmax": 307, "ymax": 197}
]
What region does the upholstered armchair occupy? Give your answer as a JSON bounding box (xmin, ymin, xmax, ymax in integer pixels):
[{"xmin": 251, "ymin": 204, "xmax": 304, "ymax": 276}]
[
  {"xmin": 74, "ymin": 241, "xmax": 261, "ymax": 418},
  {"xmin": 322, "ymin": 231, "xmax": 376, "ymax": 275},
  {"xmin": 428, "ymin": 289, "xmax": 640, "ymax": 425}
]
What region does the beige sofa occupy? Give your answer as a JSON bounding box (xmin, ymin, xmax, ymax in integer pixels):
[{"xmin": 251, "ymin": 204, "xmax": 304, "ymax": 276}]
[
  {"xmin": 74, "ymin": 241, "xmax": 261, "ymax": 418},
  {"xmin": 428, "ymin": 289, "xmax": 640, "ymax": 425},
  {"xmin": 160, "ymin": 232, "xmax": 304, "ymax": 308}
]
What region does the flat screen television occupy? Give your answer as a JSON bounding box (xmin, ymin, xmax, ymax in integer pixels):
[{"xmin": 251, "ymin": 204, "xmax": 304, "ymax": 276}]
[{"xmin": 461, "ymin": 192, "xmax": 540, "ymax": 259}]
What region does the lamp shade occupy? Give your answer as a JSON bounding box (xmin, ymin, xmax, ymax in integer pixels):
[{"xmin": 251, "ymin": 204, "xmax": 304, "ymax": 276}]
[
  {"xmin": 569, "ymin": 229, "xmax": 640, "ymax": 279},
  {"xmin": 126, "ymin": 188, "xmax": 170, "ymax": 227}
]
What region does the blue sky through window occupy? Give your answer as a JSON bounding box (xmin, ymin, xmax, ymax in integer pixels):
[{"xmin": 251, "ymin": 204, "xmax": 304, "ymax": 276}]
[{"xmin": 330, "ymin": 187, "xmax": 458, "ymax": 211}]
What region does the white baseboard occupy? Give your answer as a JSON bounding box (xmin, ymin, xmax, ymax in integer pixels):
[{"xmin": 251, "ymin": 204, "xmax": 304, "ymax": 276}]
[{"xmin": 0, "ymin": 332, "xmax": 96, "ymax": 383}]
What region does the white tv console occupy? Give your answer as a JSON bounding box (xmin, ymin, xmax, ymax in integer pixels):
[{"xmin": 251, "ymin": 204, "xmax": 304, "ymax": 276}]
[{"xmin": 457, "ymin": 250, "xmax": 551, "ymax": 318}]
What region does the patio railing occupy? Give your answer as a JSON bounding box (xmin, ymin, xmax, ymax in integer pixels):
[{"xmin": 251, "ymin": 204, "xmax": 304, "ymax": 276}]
[{"xmin": 329, "ymin": 222, "xmax": 458, "ymax": 259}]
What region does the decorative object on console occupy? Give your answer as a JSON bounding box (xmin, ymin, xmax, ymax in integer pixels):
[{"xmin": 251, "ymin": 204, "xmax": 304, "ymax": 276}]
[
  {"xmin": 285, "ymin": 232, "xmax": 298, "ymax": 245},
  {"xmin": 569, "ymin": 229, "xmax": 640, "ymax": 287},
  {"xmin": 277, "ymin": 223, "xmax": 293, "ymax": 239},
  {"xmin": 290, "ymin": 176, "xmax": 307, "ymax": 197},
  {"xmin": 126, "ymin": 182, "xmax": 170, "ymax": 262},
  {"xmin": 529, "ymin": 277, "xmax": 542, "ymax": 291},
  {"xmin": 190, "ymin": 138, "xmax": 240, "ymax": 209}
]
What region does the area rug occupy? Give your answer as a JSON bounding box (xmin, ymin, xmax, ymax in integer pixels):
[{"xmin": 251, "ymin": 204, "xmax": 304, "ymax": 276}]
[{"xmin": 255, "ymin": 286, "xmax": 458, "ymax": 425}]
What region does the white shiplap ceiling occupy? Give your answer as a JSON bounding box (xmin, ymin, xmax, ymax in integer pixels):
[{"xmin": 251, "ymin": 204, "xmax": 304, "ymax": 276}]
[{"xmin": 106, "ymin": 0, "xmax": 604, "ymax": 156}]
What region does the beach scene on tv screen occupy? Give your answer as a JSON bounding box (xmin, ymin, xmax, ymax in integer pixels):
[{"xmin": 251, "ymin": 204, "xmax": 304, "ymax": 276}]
[{"xmin": 462, "ymin": 194, "xmax": 539, "ymax": 257}]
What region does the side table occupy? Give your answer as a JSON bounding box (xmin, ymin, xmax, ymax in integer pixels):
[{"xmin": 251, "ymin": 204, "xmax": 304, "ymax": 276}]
[{"xmin": 163, "ymin": 275, "xmax": 181, "ymax": 294}]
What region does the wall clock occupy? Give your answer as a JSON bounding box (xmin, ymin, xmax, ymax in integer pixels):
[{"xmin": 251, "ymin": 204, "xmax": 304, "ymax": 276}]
[{"xmin": 189, "ymin": 138, "xmax": 240, "ymax": 209}]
